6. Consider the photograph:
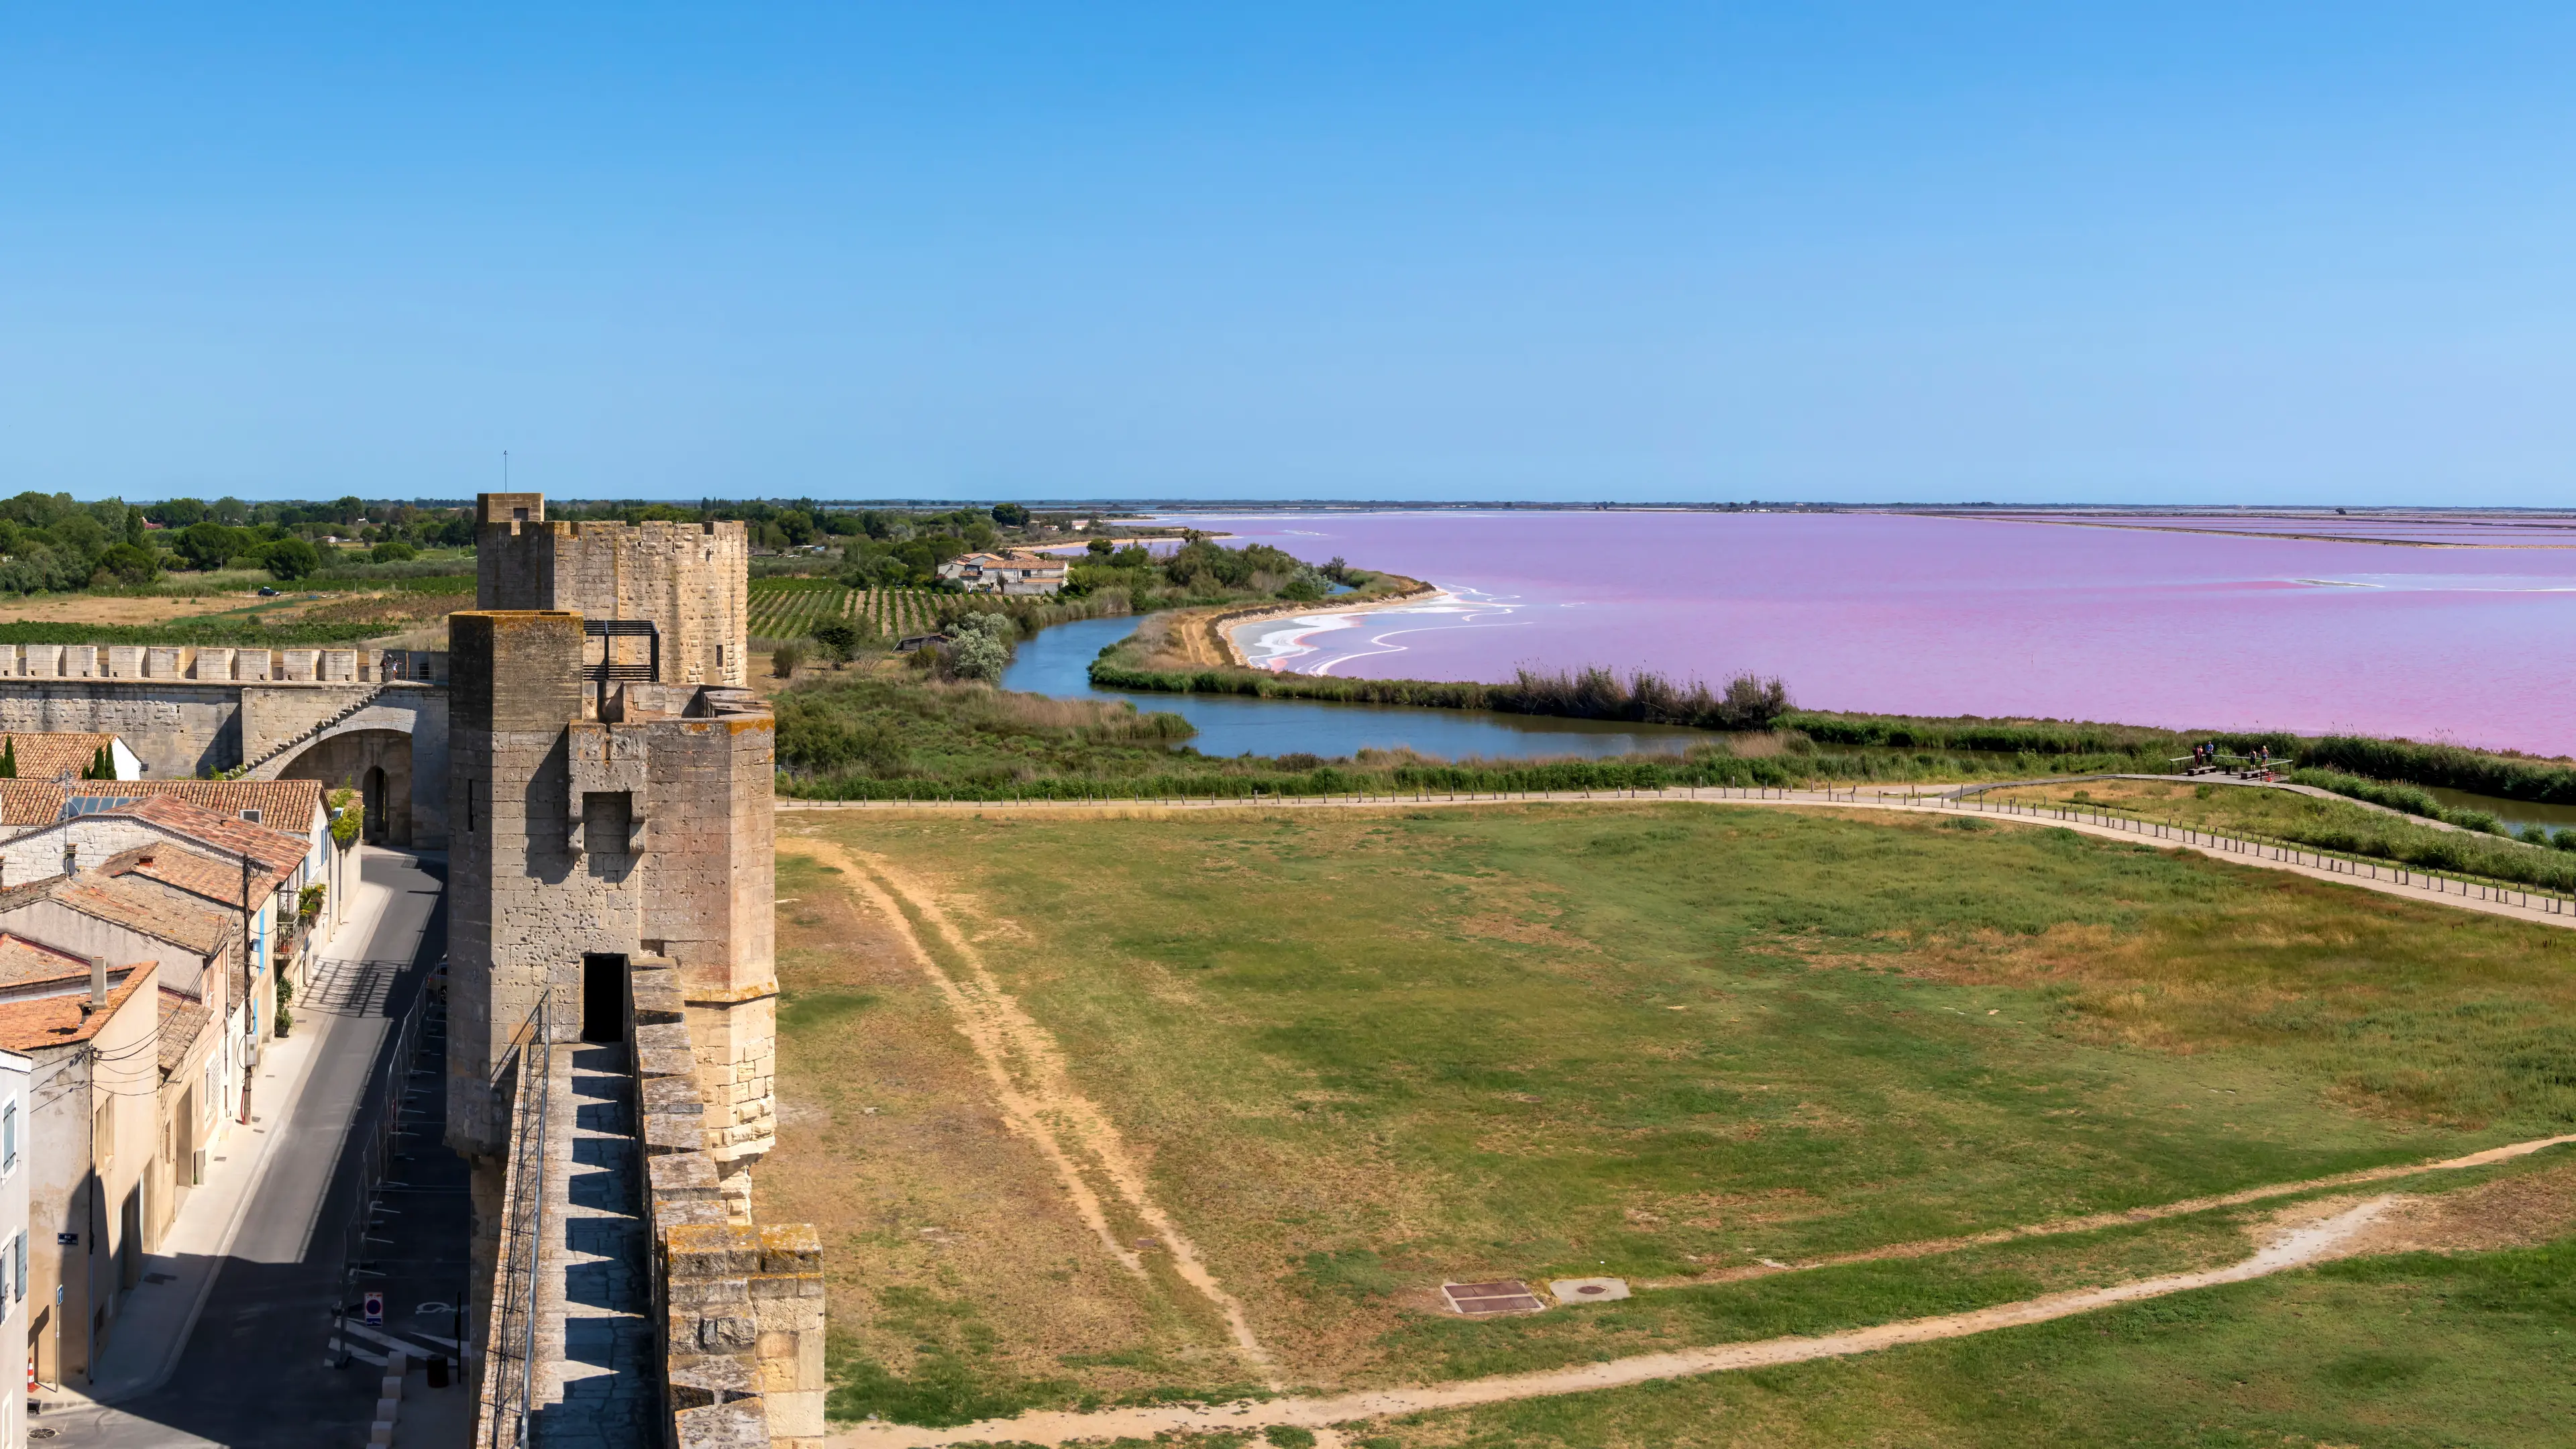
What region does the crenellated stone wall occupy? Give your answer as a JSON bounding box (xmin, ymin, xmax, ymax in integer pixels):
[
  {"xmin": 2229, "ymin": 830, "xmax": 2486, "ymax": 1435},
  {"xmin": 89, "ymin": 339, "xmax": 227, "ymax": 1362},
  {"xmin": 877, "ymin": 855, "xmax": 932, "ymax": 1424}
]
[{"xmin": 632, "ymin": 959, "xmax": 825, "ymax": 1449}]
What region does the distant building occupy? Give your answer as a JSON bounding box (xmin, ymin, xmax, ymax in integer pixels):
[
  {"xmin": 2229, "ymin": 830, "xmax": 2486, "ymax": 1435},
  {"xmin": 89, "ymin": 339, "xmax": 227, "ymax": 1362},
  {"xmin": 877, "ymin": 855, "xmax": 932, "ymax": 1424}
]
[{"xmin": 936, "ymin": 549, "xmax": 1069, "ymax": 596}]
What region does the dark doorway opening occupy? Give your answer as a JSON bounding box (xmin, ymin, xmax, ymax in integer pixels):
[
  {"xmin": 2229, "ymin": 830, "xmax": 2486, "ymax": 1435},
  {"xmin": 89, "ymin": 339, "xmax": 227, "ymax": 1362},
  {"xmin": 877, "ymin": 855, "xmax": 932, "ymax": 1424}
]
[
  {"xmin": 581, "ymin": 953, "xmax": 629, "ymax": 1042},
  {"xmin": 363, "ymin": 766, "xmax": 389, "ymax": 844}
]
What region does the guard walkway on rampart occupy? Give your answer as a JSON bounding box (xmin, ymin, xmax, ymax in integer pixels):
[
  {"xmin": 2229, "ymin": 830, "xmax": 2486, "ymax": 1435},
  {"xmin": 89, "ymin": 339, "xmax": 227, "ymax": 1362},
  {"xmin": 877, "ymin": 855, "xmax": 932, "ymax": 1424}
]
[
  {"xmin": 478, "ymin": 964, "xmax": 826, "ymax": 1449},
  {"xmin": 529, "ymin": 1043, "xmax": 655, "ymax": 1447}
]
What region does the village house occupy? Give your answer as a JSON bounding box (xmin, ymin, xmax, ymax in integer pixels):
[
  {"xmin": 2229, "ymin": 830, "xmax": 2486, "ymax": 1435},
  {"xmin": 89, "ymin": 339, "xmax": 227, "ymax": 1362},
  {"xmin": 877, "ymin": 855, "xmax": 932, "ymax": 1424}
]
[
  {"xmin": 0, "ymin": 732, "xmax": 142, "ymax": 784},
  {"xmin": 0, "ymin": 952, "xmax": 160, "ymax": 1391},
  {"xmin": 0, "ymin": 871, "xmax": 237, "ymax": 1244},
  {"xmin": 0, "ymin": 1043, "xmax": 28, "ymax": 1449},
  {"xmin": 935, "ymin": 549, "xmax": 1069, "ymax": 596},
  {"xmin": 0, "ymin": 779, "xmax": 335, "ymax": 977}
]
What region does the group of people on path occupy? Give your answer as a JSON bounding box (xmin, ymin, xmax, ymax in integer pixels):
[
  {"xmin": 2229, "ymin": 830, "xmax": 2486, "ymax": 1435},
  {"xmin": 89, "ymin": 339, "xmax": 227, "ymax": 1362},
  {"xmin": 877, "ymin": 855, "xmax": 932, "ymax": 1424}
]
[{"xmin": 2191, "ymin": 741, "xmax": 2279, "ymax": 772}]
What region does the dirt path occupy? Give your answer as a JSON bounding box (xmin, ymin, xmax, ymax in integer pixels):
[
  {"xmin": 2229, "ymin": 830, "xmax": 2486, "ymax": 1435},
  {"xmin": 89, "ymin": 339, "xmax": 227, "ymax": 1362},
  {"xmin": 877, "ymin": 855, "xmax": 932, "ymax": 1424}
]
[
  {"xmin": 780, "ymin": 788, "xmax": 2576, "ymax": 933},
  {"xmin": 779, "ymin": 835, "xmax": 1281, "ymax": 1385},
  {"xmin": 829, "ymin": 1197, "xmax": 2400, "ymax": 1447},
  {"xmin": 1641, "ymin": 1130, "xmax": 2576, "ymax": 1289}
]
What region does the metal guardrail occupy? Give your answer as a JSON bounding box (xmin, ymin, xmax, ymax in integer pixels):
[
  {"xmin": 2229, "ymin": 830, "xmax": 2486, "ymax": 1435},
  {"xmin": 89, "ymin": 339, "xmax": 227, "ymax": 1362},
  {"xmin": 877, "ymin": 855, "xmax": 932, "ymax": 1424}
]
[
  {"xmin": 481, "ymin": 990, "xmax": 554, "ymax": 1449},
  {"xmin": 331, "ymin": 965, "xmax": 439, "ymax": 1369}
]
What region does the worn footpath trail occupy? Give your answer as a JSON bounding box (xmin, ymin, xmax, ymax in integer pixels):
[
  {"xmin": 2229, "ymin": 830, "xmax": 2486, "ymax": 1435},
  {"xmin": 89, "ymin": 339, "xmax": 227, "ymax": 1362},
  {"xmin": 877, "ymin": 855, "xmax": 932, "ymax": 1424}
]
[
  {"xmin": 777, "ymin": 835, "xmax": 1281, "ymax": 1386},
  {"xmin": 828, "ymin": 1197, "xmax": 2432, "ymax": 1448}
]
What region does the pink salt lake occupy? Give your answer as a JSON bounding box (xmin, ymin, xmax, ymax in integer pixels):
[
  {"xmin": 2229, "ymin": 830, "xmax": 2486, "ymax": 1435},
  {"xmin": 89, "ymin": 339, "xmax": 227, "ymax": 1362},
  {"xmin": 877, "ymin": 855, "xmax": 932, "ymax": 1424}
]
[{"xmin": 1158, "ymin": 511, "xmax": 2576, "ymax": 757}]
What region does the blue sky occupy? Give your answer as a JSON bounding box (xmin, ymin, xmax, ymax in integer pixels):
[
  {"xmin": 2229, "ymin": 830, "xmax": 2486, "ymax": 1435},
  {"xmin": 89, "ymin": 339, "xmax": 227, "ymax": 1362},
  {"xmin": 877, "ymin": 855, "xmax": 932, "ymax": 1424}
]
[{"xmin": 5, "ymin": 5, "xmax": 2573, "ymax": 504}]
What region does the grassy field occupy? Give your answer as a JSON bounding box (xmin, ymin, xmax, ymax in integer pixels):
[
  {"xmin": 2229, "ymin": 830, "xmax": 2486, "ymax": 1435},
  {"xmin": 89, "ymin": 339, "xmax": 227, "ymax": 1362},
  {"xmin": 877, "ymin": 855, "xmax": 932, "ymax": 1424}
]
[
  {"xmin": 762, "ymin": 802, "xmax": 2576, "ymax": 1442},
  {"xmin": 1371, "ymin": 1228, "xmax": 2576, "ymax": 1447}
]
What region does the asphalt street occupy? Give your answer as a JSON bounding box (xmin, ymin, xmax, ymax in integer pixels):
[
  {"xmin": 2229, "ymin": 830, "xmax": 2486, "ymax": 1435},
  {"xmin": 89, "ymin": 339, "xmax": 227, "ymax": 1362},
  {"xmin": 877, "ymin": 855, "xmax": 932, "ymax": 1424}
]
[{"xmin": 43, "ymin": 847, "xmax": 469, "ymax": 1448}]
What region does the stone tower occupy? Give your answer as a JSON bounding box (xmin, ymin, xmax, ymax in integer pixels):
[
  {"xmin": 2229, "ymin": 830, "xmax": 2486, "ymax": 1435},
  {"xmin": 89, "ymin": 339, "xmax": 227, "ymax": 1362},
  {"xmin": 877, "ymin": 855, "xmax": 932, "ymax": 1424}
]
[
  {"xmin": 474, "ymin": 492, "xmax": 751, "ymax": 690},
  {"xmin": 447, "ymin": 496, "xmax": 777, "ymax": 1222}
]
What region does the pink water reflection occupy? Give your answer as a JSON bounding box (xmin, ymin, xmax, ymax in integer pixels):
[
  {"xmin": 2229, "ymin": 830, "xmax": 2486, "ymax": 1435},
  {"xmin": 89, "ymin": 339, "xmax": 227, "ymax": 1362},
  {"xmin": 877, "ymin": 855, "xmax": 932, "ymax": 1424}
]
[{"xmin": 1158, "ymin": 511, "xmax": 2576, "ymax": 757}]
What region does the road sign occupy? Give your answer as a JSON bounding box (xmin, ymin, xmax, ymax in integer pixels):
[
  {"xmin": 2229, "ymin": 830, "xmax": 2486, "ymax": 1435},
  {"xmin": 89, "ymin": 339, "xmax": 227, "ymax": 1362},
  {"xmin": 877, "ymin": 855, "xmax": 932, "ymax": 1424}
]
[{"xmin": 363, "ymin": 1290, "xmax": 384, "ymax": 1327}]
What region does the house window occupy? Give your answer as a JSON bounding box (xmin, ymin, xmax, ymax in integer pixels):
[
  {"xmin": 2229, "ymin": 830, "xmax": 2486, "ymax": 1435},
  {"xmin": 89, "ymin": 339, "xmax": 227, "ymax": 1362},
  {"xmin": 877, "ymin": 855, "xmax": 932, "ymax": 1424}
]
[
  {"xmin": 466, "ymin": 781, "xmax": 477, "ymax": 834},
  {"xmin": 582, "ymin": 792, "xmax": 633, "ymax": 856},
  {"xmin": 94, "ymin": 1097, "xmax": 114, "ymax": 1168},
  {"xmin": 12, "ymin": 1232, "xmax": 23, "ymax": 1301},
  {"xmin": 240, "ymin": 808, "xmax": 261, "ymax": 824},
  {"xmin": 2, "ymin": 1098, "xmax": 16, "ymax": 1175},
  {"xmin": 512, "ymin": 507, "xmax": 529, "ymax": 523}
]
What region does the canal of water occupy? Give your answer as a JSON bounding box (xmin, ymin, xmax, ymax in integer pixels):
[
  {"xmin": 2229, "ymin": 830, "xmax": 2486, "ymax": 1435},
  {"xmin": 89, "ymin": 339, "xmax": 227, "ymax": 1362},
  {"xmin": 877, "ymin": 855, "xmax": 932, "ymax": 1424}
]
[{"xmin": 999, "ymin": 615, "xmax": 1710, "ymax": 761}]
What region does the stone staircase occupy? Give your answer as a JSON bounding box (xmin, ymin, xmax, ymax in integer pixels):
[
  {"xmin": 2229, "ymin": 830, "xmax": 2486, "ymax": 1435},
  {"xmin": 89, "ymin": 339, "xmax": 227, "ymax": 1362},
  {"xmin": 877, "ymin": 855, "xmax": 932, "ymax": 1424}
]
[
  {"xmin": 238, "ymin": 684, "xmax": 388, "ymax": 777},
  {"xmin": 527, "ymin": 1042, "xmax": 654, "ymax": 1448}
]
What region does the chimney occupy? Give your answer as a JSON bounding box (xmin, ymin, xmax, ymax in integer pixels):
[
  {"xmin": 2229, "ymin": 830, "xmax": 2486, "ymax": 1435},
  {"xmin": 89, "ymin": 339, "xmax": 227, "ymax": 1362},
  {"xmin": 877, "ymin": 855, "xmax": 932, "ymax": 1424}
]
[{"xmin": 85, "ymin": 954, "xmax": 106, "ymax": 1014}]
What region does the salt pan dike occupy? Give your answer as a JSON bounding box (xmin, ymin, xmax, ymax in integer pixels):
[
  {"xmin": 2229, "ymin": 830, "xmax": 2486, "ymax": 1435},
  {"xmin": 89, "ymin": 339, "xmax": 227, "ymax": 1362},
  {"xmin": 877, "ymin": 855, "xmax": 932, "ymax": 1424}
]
[{"xmin": 1161, "ymin": 509, "xmax": 2576, "ymax": 757}]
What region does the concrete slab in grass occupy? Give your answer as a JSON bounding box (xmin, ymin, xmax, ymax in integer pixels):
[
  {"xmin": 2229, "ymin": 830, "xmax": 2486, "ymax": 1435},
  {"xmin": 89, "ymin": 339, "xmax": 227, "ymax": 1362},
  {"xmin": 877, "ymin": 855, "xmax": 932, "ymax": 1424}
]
[{"xmin": 1548, "ymin": 1277, "xmax": 1631, "ymax": 1304}]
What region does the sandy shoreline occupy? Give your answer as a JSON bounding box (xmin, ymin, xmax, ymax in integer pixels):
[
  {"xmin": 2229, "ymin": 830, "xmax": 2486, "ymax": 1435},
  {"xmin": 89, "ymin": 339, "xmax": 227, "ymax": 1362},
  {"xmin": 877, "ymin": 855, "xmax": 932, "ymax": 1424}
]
[{"xmin": 1216, "ymin": 582, "xmax": 1447, "ymax": 669}]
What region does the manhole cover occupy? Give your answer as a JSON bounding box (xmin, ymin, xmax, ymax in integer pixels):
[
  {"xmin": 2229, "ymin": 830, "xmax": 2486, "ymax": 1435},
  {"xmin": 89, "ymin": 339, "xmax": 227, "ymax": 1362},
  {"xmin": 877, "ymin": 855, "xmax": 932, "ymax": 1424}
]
[
  {"xmin": 1547, "ymin": 1277, "xmax": 1631, "ymax": 1304},
  {"xmin": 1442, "ymin": 1280, "xmax": 1545, "ymax": 1316}
]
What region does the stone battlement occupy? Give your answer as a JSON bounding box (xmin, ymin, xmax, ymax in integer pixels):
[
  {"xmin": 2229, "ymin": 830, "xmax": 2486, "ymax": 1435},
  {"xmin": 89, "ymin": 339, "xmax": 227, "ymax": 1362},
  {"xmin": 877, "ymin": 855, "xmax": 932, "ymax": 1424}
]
[
  {"xmin": 475, "ymin": 494, "xmax": 751, "ymax": 690},
  {"xmin": 0, "ymin": 643, "xmax": 446, "ymax": 684}
]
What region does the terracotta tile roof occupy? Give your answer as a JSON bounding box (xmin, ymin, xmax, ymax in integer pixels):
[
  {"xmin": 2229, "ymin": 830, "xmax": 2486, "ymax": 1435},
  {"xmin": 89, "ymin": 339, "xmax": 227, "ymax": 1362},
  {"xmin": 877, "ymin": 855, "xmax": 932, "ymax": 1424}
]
[
  {"xmin": 0, "ymin": 970, "xmax": 150, "ymax": 1051},
  {"xmin": 70, "ymin": 780, "xmax": 323, "ymax": 836},
  {"xmin": 0, "ymin": 932, "xmax": 93, "ymax": 987},
  {"xmin": 0, "ymin": 733, "xmax": 119, "ymax": 785},
  {"xmin": 107, "ymin": 796, "xmax": 309, "ymax": 875},
  {"xmin": 101, "ymin": 843, "xmax": 292, "ymax": 910},
  {"xmin": 158, "ymin": 996, "xmax": 214, "ymax": 1074},
  {"xmin": 0, "ymin": 872, "xmax": 231, "ymax": 957},
  {"xmin": 0, "ymin": 783, "xmax": 64, "ymax": 826}
]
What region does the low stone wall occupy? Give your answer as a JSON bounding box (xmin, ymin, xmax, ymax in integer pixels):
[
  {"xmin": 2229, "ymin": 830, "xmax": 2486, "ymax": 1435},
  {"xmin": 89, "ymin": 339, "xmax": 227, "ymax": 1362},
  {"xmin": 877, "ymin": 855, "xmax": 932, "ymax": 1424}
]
[
  {"xmin": 631, "ymin": 958, "xmax": 825, "ymax": 1448},
  {"xmin": 0, "ymin": 643, "xmax": 447, "ymax": 683}
]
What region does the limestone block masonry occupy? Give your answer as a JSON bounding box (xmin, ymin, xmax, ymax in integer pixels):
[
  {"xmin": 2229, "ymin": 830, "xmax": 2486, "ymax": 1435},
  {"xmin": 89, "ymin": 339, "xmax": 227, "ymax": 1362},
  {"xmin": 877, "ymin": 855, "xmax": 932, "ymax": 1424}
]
[
  {"xmin": 448, "ymin": 494, "xmax": 798, "ymax": 1444},
  {"xmin": 475, "ymin": 493, "xmax": 750, "ymax": 690}
]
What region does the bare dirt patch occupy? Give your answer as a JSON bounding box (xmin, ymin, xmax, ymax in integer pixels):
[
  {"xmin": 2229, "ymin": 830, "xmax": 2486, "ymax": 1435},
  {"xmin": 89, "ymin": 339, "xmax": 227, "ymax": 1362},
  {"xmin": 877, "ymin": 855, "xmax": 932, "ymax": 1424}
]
[{"xmin": 1, "ymin": 592, "xmax": 261, "ymax": 625}]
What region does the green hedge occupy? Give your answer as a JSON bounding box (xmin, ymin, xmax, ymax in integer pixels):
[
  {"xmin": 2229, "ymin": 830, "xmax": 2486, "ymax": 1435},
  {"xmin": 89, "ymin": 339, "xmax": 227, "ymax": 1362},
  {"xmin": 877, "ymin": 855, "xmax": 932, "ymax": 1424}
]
[{"xmin": 2302, "ymin": 735, "xmax": 2576, "ymax": 806}]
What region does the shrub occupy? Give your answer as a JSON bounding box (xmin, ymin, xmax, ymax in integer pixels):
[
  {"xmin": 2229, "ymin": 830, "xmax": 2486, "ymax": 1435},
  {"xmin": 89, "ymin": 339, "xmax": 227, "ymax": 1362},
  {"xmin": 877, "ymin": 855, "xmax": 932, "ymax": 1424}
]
[
  {"xmin": 772, "ymin": 641, "xmax": 806, "ymax": 678},
  {"xmin": 949, "ymin": 630, "xmax": 1010, "ymax": 682},
  {"xmin": 370, "ymin": 540, "xmax": 417, "ymax": 564}
]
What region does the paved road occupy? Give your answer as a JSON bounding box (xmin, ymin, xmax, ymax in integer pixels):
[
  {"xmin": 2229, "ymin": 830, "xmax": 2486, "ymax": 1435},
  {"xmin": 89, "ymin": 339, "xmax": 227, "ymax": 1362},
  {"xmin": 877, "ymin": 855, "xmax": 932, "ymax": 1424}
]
[{"xmin": 44, "ymin": 847, "xmax": 471, "ymax": 1448}]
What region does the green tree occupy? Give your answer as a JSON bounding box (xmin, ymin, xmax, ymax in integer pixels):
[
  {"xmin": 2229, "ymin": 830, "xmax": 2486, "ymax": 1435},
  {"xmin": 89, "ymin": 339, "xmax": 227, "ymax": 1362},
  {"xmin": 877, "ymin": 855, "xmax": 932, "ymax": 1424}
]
[
  {"xmin": 1085, "ymin": 535, "xmax": 1114, "ymax": 556},
  {"xmin": 945, "ymin": 612, "xmax": 1016, "ymax": 682},
  {"xmin": 261, "ymin": 537, "xmax": 321, "ymax": 580},
  {"xmin": 0, "ymin": 738, "xmax": 16, "ymax": 779},
  {"xmin": 176, "ymin": 521, "xmax": 244, "ymax": 571},
  {"xmin": 83, "ymin": 744, "xmax": 113, "ymax": 780},
  {"xmin": 370, "ymin": 540, "xmax": 417, "ymax": 564},
  {"xmin": 96, "ymin": 541, "xmax": 161, "ymax": 586},
  {"xmin": 809, "ymin": 620, "xmax": 861, "ymax": 665},
  {"xmin": 989, "ymin": 502, "xmax": 1030, "ymax": 527}
]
